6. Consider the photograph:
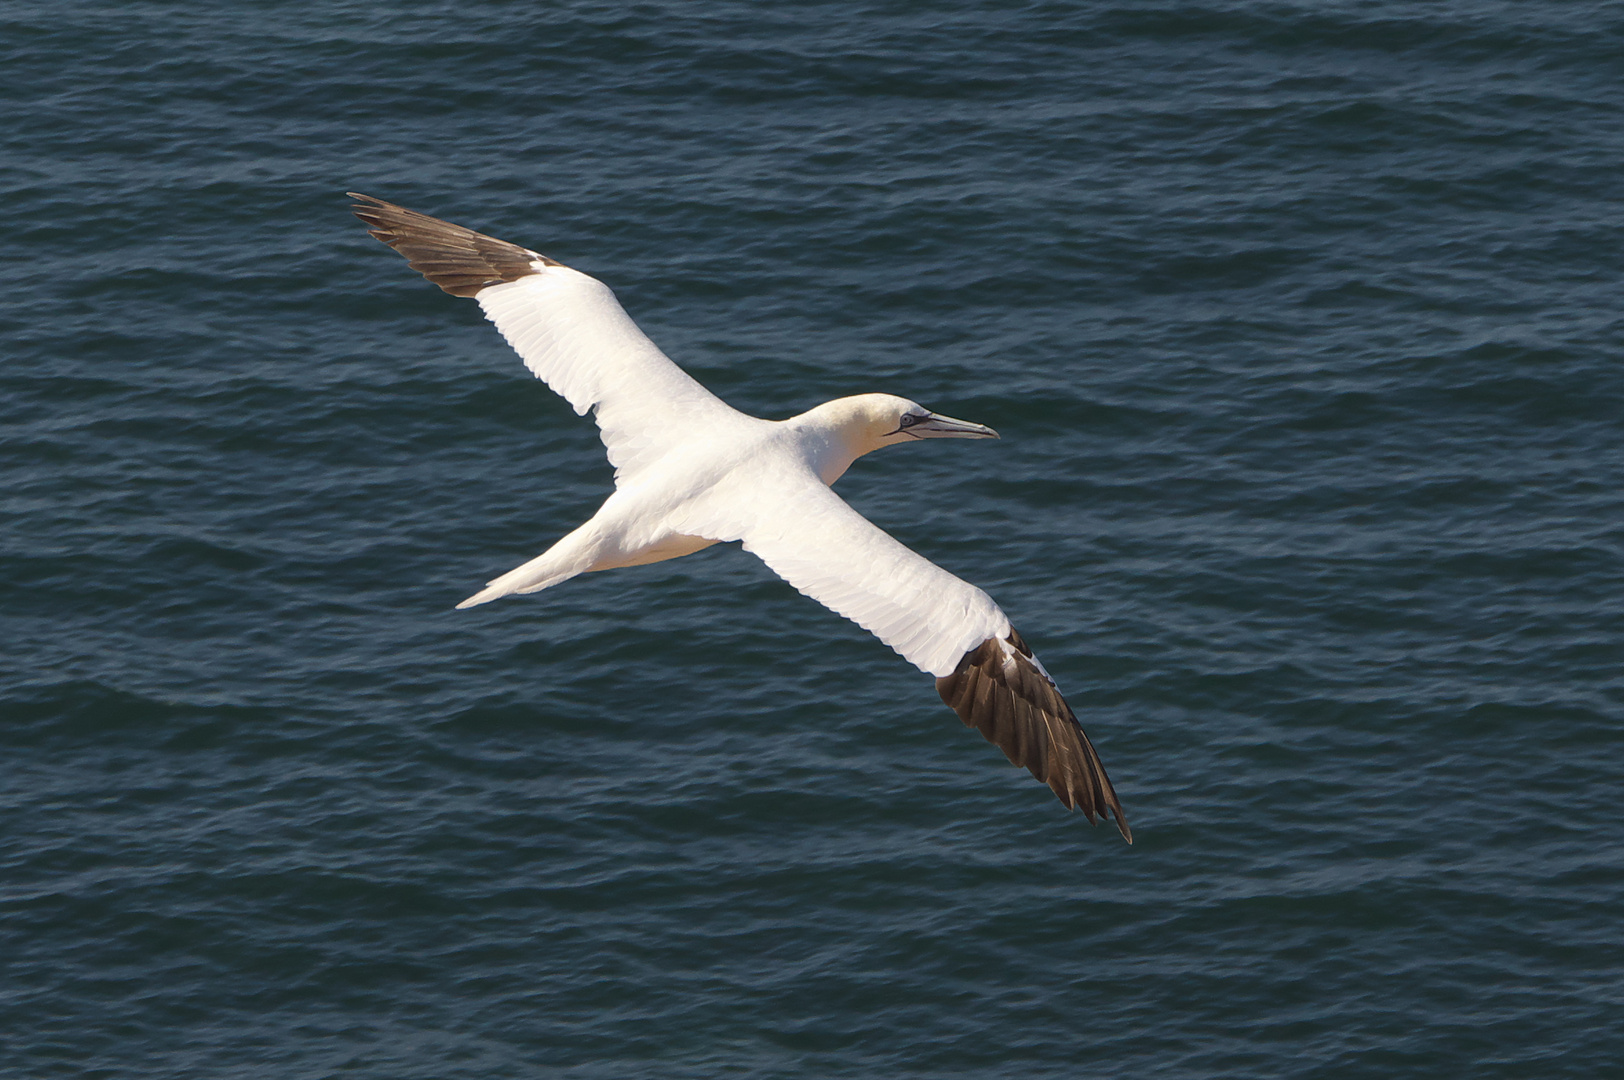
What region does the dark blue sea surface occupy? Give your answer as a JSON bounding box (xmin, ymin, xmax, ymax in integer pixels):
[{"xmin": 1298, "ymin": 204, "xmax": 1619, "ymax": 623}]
[{"xmin": 4, "ymin": 1, "xmax": 1623, "ymax": 1075}]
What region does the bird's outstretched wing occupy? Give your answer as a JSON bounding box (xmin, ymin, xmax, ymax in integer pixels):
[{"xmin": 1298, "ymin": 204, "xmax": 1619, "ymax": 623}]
[
  {"xmin": 678, "ymin": 471, "xmax": 1130, "ymax": 838},
  {"xmin": 350, "ymin": 193, "xmax": 739, "ymax": 481}
]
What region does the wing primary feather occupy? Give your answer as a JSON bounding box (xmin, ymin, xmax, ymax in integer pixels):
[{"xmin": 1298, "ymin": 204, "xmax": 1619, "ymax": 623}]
[
  {"xmin": 348, "ymin": 192, "xmax": 560, "ymax": 297},
  {"xmin": 935, "ymin": 631, "xmax": 1131, "ymax": 843}
]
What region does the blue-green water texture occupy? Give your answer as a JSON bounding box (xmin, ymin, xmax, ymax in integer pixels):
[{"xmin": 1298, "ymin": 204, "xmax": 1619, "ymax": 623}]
[{"xmin": 4, "ymin": 2, "xmax": 1623, "ymax": 1076}]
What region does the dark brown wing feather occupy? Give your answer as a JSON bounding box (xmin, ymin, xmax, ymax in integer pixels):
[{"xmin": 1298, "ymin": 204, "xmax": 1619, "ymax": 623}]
[
  {"xmin": 937, "ymin": 629, "xmax": 1131, "ymax": 842},
  {"xmin": 348, "ymin": 192, "xmax": 561, "ymax": 297}
]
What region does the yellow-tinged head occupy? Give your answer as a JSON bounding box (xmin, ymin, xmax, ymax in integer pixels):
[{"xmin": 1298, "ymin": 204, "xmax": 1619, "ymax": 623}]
[
  {"xmin": 832, "ymin": 393, "xmax": 999, "ymax": 449},
  {"xmin": 792, "ymin": 393, "xmax": 999, "ymax": 484}
]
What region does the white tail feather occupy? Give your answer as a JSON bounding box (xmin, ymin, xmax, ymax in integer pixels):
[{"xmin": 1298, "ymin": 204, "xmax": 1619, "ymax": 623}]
[{"xmin": 455, "ymin": 550, "xmax": 587, "ymax": 609}]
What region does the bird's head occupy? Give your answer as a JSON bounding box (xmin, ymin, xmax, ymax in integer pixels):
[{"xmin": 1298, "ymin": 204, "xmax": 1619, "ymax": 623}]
[
  {"xmin": 793, "ymin": 394, "xmax": 999, "ymax": 485},
  {"xmin": 840, "ymin": 393, "xmax": 1000, "ymax": 451}
]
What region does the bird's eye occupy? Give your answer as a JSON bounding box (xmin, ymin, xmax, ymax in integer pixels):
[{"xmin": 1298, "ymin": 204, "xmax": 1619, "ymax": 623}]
[{"xmin": 899, "ymin": 413, "xmax": 924, "ymax": 427}]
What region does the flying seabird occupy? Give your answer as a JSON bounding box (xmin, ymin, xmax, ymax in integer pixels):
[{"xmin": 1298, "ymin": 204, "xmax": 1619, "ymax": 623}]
[{"xmin": 350, "ymin": 192, "xmax": 1131, "ymax": 842}]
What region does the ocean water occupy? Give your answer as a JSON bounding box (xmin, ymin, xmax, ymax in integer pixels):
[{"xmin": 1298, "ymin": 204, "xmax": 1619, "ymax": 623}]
[{"xmin": 3, "ymin": 1, "xmax": 1623, "ymax": 1075}]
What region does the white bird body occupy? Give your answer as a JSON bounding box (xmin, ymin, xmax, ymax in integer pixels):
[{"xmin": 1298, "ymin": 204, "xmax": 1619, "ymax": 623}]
[{"xmin": 351, "ymin": 193, "xmax": 1130, "ymax": 840}]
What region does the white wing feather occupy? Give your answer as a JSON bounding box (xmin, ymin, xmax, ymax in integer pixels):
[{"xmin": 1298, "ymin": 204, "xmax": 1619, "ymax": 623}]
[
  {"xmin": 476, "ymin": 268, "xmax": 741, "ymax": 481},
  {"xmin": 675, "ymin": 466, "xmax": 1010, "ymax": 677}
]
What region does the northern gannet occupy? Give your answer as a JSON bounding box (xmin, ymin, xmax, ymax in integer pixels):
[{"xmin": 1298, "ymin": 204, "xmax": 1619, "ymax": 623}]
[{"xmin": 350, "ymin": 193, "xmax": 1130, "ymax": 842}]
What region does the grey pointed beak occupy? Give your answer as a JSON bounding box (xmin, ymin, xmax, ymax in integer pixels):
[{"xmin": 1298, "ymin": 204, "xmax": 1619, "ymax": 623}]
[{"xmin": 911, "ymin": 412, "xmax": 999, "ymax": 439}]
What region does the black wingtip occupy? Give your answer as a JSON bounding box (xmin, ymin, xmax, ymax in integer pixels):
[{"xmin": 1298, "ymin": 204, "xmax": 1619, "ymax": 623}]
[
  {"xmin": 938, "ymin": 631, "xmax": 1132, "ymax": 843},
  {"xmin": 345, "ymin": 191, "xmax": 560, "ymax": 297}
]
